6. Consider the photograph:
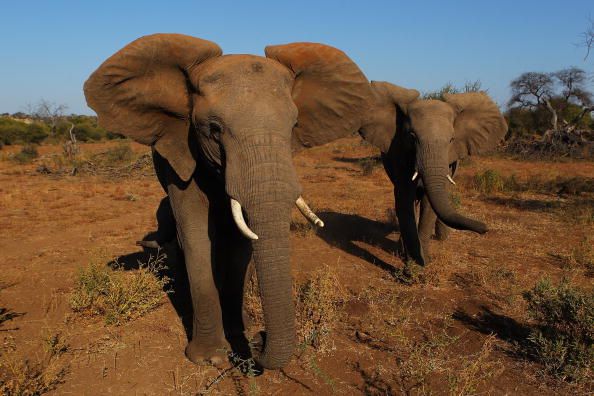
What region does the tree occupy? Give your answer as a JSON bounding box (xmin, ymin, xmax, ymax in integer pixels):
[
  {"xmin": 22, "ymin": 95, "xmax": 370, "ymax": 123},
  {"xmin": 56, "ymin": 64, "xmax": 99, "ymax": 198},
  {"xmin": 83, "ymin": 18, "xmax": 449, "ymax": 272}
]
[
  {"xmin": 580, "ymin": 17, "xmax": 594, "ymax": 60},
  {"xmin": 508, "ymin": 68, "xmax": 593, "ymax": 131},
  {"xmin": 29, "ymin": 99, "xmax": 68, "ymax": 137}
]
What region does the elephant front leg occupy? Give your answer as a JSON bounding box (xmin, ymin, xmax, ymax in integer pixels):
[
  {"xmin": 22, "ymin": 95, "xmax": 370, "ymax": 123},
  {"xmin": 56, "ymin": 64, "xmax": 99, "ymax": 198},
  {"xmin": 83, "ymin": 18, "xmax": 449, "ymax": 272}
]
[
  {"xmin": 167, "ymin": 180, "xmax": 229, "ymax": 366},
  {"xmin": 395, "ymin": 186, "xmax": 426, "ymax": 266},
  {"xmin": 418, "ymin": 194, "xmax": 437, "ymax": 263},
  {"xmin": 214, "ymin": 208, "xmax": 253, "ymax": 359}
]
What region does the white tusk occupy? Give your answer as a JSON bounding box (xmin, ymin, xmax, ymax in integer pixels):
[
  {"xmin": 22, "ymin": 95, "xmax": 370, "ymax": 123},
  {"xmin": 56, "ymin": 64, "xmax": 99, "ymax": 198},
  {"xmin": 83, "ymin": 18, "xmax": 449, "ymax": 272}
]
[
  {"xmin": 412, "ymin": 171, "xmax": 419, "ymax": 181},
  {"xmin": 446, "ymin": 175, "xmax": 457, "ymax": 185},
  {"xmin": 230, "ymin": 199, "xmax": 259, "ymax": 240},
  {"xmin": 295, "ymin": 196, "xmax": 325, "ymax": 227}
]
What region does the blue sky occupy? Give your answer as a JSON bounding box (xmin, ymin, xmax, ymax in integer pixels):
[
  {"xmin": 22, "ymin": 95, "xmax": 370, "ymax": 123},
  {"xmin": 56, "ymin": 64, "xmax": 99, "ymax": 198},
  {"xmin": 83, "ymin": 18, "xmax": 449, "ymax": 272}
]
[{"xmin": 1, "ymin": 0, "xmax": 592, "ymax": 114}]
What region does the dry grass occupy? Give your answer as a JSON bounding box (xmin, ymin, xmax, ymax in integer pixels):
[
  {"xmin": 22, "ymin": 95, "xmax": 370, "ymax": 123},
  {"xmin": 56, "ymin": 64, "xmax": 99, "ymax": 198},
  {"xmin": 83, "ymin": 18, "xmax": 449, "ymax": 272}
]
[
  {"xmin": 447, "ymin": 335, "xmax": 503, "ymax": 396},
  {"xmin": 245, "ymin": 265, "xmax": 347, "ymax": 355},
  {"xmin": 70, "ymin": 250, "xmax": 170, "ymax": 325},
  {"xmin": 0, "ymin": 332, "xmax": 69, "ymax": 396},
  {"xmin": 295, "ymin": 267, "xmax": 347, "ymax": 354}
]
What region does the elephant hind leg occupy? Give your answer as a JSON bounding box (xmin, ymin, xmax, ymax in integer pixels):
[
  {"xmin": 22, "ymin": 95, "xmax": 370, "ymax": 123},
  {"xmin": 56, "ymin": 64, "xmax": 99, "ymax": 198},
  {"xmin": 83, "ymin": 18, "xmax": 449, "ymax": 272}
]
[{"xmin": 138, "ymin": 196, "xmax": 177, "ymax": 249}]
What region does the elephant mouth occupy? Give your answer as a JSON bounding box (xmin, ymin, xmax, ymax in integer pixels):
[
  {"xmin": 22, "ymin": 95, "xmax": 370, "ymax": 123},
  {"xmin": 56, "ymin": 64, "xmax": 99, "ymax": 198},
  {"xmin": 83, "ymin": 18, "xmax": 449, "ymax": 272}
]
[{"xmin": 230, "ymin": 196, "xmax": 324, "ymax": 240}]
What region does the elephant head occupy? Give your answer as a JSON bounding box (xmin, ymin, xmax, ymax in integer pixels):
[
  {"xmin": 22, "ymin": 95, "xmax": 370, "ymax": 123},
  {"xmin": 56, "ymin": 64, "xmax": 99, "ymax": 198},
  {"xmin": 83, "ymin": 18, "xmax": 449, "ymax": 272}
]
[
  {"xmin": 84, "ymin": 34, "xmax": 370, "ymax": 369},
  {"xmin": 403, "ymin": 92, "xmax": 508, "ymax": 234}
]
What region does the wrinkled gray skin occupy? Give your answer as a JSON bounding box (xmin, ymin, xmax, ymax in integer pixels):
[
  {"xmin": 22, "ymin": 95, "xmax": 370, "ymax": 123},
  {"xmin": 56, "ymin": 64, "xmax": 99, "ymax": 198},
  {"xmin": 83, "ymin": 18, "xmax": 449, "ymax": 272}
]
[
  {"xmin": 85, "ymin": 35, "xmax": 370, "ymax": 370},
  {"xmin": 151, "ymin": 56, "xmax": 300, "ymax": 369},
  {"xmin": 359, "ymin": 82, "xmax": 508, "ymax": 265}
]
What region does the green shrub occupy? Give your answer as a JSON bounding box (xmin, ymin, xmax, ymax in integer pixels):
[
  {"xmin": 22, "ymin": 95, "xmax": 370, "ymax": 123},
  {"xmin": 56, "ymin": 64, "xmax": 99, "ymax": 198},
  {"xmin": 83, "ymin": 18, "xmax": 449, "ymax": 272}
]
[
  {"xmin": 473, "ymin": 169, "xmax": 505, "ymax": 194},
  {"xmin": 523, "ymin": 278, "xmax": 593, "ymax": 382},
  {"xmin": 70, "ymin": 251, "xmax": 170, "ymax": 325},
  {"xmin": 12, "ymin": 144, "xmax": 39, "ymax": 164}
]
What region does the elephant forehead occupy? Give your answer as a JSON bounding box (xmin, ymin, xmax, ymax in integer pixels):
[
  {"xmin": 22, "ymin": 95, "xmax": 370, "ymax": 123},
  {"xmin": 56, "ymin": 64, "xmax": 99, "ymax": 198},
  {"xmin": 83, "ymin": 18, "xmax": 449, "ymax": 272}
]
[
  {"xmin": 191, "ymin": 55, "xmax": 293, "ymax": 89},
  {"xmin": 408, "ymin": 100, "xmax": 455, "ymax": 127}
]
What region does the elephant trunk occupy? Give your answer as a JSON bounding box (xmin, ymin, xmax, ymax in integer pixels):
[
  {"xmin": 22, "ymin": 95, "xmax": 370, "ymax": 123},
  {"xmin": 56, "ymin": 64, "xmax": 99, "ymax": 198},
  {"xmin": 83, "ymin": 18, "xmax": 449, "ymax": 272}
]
[
  {"xmin": 248, "ymin": 200, "xmax": 294, "ymax": 369},
  {"xmin": 418, "ymin": 143, "xmax": 487, "ymax": 234},
  {"xmin": 226, "ymin": 136, "xmax": 299, "ymax": 369}
]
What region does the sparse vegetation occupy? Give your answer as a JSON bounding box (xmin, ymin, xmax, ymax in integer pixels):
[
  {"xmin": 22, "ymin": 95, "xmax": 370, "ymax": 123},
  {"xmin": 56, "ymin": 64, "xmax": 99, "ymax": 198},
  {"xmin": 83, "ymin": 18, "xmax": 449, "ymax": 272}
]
[
  {"xmin": 472, "ymin": 169, "xmax": 505, "ymax": 194},
  {"xmin": 295, "ymin": 267, "xmax": 347, "ymax": 353},
  {"xmin": 522, "ymin": 278, "xmax": 593, "ymax": 383},
  {"xmin": 70, "ymin": 250, "xmax": 170, "ymax": 325},
  {"xmin": 11, "ymin": 144, "xmax": 39, "ymax": 164},
  {"xmin": 0, "ymin": 332, "xmax": 69, "ymax": 396},
  {"xmin": 356, "ymin": 155, "xmax": 382, "ymax": 176}
]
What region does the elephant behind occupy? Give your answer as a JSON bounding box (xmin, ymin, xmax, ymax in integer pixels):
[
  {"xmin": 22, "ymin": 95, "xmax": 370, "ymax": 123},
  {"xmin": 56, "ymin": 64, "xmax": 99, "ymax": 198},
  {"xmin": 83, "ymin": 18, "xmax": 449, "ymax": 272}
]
[{"xmin": 360, "ymin": 82, "xmax": 508, "ymax": 265}]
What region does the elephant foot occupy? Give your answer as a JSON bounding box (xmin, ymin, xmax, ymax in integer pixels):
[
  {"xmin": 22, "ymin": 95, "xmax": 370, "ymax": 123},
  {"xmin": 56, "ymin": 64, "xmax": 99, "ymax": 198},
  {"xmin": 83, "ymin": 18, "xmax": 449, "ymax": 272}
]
[{"xmin": 185, "ymin": 337, "xmax": 230, "ymax": 366}]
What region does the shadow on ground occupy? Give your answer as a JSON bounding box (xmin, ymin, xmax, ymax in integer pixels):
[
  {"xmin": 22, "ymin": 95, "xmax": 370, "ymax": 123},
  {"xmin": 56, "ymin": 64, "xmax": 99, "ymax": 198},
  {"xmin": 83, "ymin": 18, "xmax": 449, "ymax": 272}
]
[
  {"xmin": 453, "ymin": 305, "xmax": 533, "ymax": 360},
  {"xmin": 316, "ymin": 211, "xmax": 401, "ymax": 274}
]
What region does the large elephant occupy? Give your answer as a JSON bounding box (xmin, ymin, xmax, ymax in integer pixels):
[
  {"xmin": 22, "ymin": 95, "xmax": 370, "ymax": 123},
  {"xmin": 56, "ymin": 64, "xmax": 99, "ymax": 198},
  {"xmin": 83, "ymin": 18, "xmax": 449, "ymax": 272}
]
[
  {"xmin": 84, "ymin": 34, "xmax": 371, "ymax": 369},
  {"xmin": 360, "ymin": 81, "xmax": 508, "ymax": 265}
]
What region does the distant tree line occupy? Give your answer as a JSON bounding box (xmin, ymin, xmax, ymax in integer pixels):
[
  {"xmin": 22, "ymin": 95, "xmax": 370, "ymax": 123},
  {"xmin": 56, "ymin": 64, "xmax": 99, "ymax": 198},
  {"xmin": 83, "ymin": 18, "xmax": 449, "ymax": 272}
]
[{"xmin": 0, "ymin": 99, "xmax": 122, "ymax": 148}]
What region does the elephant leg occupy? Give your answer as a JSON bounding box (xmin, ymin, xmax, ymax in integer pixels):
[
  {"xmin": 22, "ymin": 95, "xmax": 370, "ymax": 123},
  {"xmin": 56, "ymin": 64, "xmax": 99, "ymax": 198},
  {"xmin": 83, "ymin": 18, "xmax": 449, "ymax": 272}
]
[
  {"xmin": 166, "ymin": 178, "xmax": 228, "ymax": 365},
  {"xmin": 382, "ymin": 155, "xmax": 425, "ymax": 265},
  {"xmin": 395, "ymin": 186, "xmax": 425, "ymax": 265},
  {"xmin": 137, "ymin": 196, "xmax": 177, "ymax": 249},
  {"xmin": 214, "ymin": 205, "xmax": 253, "ymax": 358},
  {"xmin": 435, "ymin": 219, "xmax": 450, "ymax": 241},
  {"xmin": 418, "ymin": 193, "xmax": 437, "ymax": 263}
]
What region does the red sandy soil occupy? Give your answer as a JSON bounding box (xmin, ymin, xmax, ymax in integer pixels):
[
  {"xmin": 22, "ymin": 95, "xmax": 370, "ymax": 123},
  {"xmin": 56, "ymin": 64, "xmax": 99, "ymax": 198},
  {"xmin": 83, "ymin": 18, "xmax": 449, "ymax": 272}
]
[{"xmin": 0, "ymin": 138, "xmax": 592, "ymax": 395}]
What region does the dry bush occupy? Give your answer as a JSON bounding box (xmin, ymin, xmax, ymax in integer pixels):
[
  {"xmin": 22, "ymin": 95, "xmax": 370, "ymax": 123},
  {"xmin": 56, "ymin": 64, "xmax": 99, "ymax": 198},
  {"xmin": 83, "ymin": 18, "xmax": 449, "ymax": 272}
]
[
  {"xmin": 448, "ymin": 335, "xmax": 503, "ymax": 395},
  {"xmin": 501, "ymin": 130, "xmax": 594, "ymax": 161},
  {"xmin": 356, "ymin": 155, "xmax": 382, "ymax": 176},
  {"xmin": 295, "ymin": 267, "xmax": 347, "ymax": 354},
  {"xmin": 36, "ymin": 142, "xmax": 154, "ymax": 179},
  {"xmin": 245, "ymin": 266, "xmax": 347, "ymax": 354},
  {"xmin": 70, "ymin": 250, "xmax": 170, "ymax": 325},
  {"xmin": 553, "ymin": 236, "xmax": 594, "ymax": 274},
  {"xmin": 0, "ymin": 332, "xmax": 69, "ymax": 395},
  {"xmin": 522, "ymin": 278, "xmax": 593, "ymax": 384}
]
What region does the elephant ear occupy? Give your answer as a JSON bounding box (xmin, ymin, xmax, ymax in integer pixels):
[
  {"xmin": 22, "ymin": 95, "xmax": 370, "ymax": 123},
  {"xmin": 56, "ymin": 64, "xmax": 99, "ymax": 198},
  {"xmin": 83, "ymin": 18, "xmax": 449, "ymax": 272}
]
[
  {"xmin": 265, "ymin": 42, "xmax": 372, "ymax": 149},
  {"xmin": 360, "ymin": 81, "xmax": 420, "ymax": 153},
  {"xmin": 444, "ymin": 92, "xmax": 508, "ymax": 160},
  {"xmin": 84, "ymin": 34, "xmax": 222, "ymax": 181}
]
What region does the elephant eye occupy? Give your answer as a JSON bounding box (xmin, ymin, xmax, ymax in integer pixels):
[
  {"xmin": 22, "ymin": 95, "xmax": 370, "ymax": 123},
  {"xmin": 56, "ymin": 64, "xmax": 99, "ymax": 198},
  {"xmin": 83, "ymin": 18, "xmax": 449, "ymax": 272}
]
[
  {"xmin": 209, "ymin": 121, "xmax": 223, "ymax": 137},
  {"xmin": 450, "ymin": 137, "xmax": 455, "ymax": 143}
]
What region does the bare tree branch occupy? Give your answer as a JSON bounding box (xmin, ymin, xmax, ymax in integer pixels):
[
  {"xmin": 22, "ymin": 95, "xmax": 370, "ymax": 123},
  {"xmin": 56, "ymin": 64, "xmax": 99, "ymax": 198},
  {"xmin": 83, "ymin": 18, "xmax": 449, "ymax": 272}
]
[{"xmin": 580, "ymin": 16, "xmax": 594, "ymax": 60}]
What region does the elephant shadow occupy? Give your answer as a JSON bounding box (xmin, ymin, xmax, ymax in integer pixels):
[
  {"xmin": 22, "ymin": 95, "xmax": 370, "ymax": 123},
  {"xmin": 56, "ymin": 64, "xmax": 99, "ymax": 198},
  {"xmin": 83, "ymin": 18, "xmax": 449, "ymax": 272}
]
[
  {"xmin": 316, "ymin": 211, "xmax": 402, "ymax": 274},
  {"xmin": 109, "ymin": 242, "xmax": 193, "ymax": 340},
  {"xmin": 453, "ymin": 305, "xmax": 533, "ymax": 360}
]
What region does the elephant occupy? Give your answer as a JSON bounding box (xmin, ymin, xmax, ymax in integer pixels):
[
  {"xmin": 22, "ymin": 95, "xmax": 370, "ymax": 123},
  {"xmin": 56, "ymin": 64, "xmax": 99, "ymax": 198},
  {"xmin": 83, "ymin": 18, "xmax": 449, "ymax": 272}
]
[
  {"xmin": 84, "ymin": 34, "xmax": 372, "ymax": 369},
  {"xmin": 359, "ymin": 81, "xmax": 508, "ymax": 265}
]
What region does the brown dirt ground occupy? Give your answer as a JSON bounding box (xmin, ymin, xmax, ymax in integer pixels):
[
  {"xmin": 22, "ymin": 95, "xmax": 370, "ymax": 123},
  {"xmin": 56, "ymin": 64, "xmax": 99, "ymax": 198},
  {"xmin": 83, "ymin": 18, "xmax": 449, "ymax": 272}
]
[{"xmin": 0, "ymin": 138, "xmax": 592, "ymax": 395}]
